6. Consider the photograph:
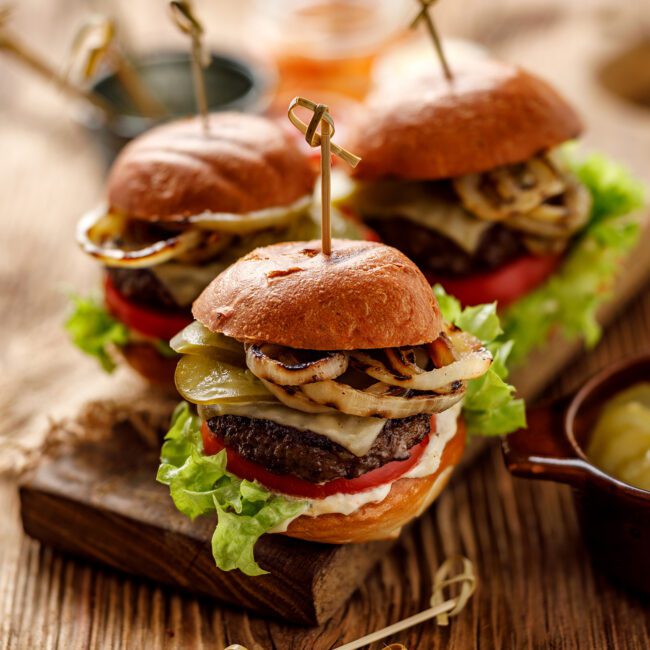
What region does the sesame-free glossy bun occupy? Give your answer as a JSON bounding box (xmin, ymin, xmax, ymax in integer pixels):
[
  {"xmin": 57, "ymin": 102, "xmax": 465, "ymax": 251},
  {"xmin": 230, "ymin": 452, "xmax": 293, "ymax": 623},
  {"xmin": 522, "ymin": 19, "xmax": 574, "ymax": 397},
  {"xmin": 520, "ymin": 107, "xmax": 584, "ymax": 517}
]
[
  {"xmin": 349, "ymin": 59, "xmax": 582, "ymax": 181},
  {"xmin": 283, "ymin": 417, "xmax": 466, "ymax": 543},
  {"xmin": 192, "ymin": 239, "xmax": 443, "ymax": 350},
  {"xmin": 107, "ymin": 113, "xmax": 316, "ymax": 221}
]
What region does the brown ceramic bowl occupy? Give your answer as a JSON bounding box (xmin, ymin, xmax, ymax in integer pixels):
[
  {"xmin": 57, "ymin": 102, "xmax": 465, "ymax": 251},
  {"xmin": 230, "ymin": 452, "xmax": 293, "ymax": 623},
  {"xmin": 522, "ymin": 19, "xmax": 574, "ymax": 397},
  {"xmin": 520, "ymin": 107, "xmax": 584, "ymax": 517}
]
[{"xmin": 502, "ymin": 354, "xmax": 650, "ymax": 594}]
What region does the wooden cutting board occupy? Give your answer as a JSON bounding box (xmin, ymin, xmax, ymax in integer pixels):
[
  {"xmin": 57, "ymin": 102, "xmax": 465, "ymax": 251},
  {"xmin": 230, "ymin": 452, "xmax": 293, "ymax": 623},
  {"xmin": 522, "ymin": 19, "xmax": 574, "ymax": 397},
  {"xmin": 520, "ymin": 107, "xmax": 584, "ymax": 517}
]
[{"xmin": 18, "ymin": 416, "xmax": 393, "ymax": 626}]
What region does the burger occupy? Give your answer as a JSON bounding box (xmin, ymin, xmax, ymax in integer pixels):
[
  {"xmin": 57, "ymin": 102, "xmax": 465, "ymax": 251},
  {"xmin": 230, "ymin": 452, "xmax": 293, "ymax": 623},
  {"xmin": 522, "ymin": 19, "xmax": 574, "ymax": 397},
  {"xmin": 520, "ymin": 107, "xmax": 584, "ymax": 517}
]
[
  {"xmin": 66, "ymin": 112, "xmax": 363, "ymax": 387},
  {"xmin": 157, "ymin": 239, "xmax": 523, "ymax": 576},
  {"xmin": 339, "ymin": 59, "xmax": 644, "ymax": 364}
]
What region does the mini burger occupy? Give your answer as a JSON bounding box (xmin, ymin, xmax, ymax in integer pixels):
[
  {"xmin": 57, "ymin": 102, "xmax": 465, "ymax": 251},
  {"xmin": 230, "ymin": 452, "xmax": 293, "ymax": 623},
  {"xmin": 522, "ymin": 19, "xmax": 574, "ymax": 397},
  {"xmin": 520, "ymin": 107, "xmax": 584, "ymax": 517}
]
[
  {"xmin": 157, "ymin": 239, "xmax": 520, "ymax": 576},
  {"xmin": 68, "ymin": 112, "xmax": 362, "ymax": 386},
  {"xmin": 339, "ymin": 59, "xmax": 644, "ymax": 367}
]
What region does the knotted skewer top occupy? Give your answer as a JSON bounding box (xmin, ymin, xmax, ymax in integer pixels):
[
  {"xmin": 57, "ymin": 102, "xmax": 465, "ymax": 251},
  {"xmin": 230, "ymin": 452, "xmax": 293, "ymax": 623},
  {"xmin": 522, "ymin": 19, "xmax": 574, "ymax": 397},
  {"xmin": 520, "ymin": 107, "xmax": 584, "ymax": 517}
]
[
  {"xmin": 287, "ymin": 97, "xmax": 361, "ymax": 167},
  {"xmin": 287, "ymin": 97, "xmax": 361, "ymax": 256}
]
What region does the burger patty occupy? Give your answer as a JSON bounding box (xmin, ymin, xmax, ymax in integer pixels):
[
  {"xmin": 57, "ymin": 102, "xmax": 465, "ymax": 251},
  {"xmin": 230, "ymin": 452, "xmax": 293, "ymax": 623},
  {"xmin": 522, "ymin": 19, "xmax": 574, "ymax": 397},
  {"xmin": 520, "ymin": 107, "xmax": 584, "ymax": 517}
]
[
  {"xmin": 366, "ymin": 216, "xmax": 526, "ymax": 277},
  {"xmin": 206, "ymin": 413, "xmax": 431, "ymax": 483},
  {"xmin": 106, "ymin": 267, "xmax": 182, "ymax": 310}
]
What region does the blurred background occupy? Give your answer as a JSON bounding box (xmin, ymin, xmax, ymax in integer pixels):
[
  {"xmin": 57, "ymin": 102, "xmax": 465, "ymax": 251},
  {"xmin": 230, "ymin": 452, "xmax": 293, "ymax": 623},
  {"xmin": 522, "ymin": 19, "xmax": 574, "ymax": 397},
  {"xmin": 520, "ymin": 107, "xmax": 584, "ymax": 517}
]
[{"xmin": 2, "ymin": 0, "xmax": 650, "ymax": 443}]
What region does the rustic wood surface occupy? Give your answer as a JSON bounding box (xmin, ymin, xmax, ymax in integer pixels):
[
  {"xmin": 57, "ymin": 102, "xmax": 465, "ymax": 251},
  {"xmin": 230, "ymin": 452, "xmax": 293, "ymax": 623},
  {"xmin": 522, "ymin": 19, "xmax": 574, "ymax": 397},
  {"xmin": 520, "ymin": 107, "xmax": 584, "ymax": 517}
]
[
  {"xmin": 2, "ymin": 1, "xmax": 650, "ymax": 648},
  {"xmin": 18, "ymin": 416, "xmax": 394, "ymax": 626}
]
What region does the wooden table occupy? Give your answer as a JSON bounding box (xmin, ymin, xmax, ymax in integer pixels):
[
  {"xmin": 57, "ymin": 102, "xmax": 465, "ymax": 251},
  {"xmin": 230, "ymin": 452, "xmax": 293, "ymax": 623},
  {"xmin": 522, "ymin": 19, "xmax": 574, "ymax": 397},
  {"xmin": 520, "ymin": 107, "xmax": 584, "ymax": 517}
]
[{"xmin": 1, "ymin": 1, "xmax": 649, "ymax": 648}]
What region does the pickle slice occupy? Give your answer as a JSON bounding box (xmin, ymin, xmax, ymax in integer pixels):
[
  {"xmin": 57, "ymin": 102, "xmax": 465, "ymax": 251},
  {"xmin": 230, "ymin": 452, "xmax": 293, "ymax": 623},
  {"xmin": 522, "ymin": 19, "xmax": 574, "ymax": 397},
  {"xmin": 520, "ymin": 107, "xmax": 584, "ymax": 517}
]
[
  {"xmin": 171, "ymin": 321, "xmax": 245, "ymax": 366},
  {"xmin": 175, "ymin": 353, "xmax": 271, "ymax": 405}
]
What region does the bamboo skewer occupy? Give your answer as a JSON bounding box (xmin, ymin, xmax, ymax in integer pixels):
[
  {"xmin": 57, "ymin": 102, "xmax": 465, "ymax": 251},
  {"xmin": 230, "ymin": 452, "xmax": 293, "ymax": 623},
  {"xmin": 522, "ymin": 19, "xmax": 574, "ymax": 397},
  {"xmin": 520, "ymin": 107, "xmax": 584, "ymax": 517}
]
[
  {"xmin": 411, "ymin": 0, "xmax": 453, "ymax": 80},
  {"xmin": 169, "ymin": 1, "xmax": 209, "ymax": 133},
  {"xmin": 0, "ymin": 7, "xmax": 115, "ymax": 117},
  {"xmin": 287, "ymin": 97, "xmax": 361, "ymax": 256},
  {"xmin": 67, "ymin": 15, "xmax": 166, "ymax": 119}
]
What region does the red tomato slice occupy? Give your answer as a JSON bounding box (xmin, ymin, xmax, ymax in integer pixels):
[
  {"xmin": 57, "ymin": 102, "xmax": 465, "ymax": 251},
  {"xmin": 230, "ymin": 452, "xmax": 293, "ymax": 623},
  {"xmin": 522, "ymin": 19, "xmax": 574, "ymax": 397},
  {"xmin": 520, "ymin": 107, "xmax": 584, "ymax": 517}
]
[
  {"xmin": 104, "ymin": 276, "xmax": 193, "ymax": 341},
  {"xmin": 426, "ymin": 253, "xmax": 562, "ymax": 307},
  {"xmin": 200, "ymin": 416, "xmax": 436, "ymax": 499}
]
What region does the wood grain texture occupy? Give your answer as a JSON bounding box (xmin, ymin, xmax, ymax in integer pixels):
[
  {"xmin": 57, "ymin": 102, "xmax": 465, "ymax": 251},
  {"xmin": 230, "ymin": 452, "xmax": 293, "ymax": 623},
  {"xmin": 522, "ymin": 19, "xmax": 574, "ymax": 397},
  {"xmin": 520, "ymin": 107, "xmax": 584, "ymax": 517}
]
[
  {"xmin": 18, "ymin": 424, "xmax": 393, "ymax": 626},
  {"xmin": 3, "ymin": 0, "xmax": 650, "ymax": 648}
]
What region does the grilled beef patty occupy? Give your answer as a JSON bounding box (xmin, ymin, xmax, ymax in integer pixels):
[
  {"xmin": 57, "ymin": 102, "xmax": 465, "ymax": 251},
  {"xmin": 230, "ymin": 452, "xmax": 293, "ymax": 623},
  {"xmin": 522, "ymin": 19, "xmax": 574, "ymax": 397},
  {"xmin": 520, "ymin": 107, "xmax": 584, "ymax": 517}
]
[
  {"xmin": 366, "ymin": 216, "xmax": 526, "ymax": 277},
  {"xmin": 206, "ymin": 413, "xmax": 431, "ymax": 483},
  {"xmin": 106, "ymin": 267, "xmax": 182, "ymax": 311}
]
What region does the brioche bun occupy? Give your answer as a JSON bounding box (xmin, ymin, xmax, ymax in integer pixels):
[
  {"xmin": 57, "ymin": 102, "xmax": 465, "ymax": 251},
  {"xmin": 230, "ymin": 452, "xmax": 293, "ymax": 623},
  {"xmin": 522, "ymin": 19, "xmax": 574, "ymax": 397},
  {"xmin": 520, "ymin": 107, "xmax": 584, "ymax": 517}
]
[
  {"xmin": 193, "ymin": 239, "xmax": 443, "ymax": 350},
  {"xmin": 120, "ymin": 342, "xmax": 177, "ymax": 392},
  {"xmin": 284, "ymin": 417, "xmax": 466, "ymax": 543},
  {"xmin": 349, "ymin": 59, "xmax": 582, "ymax": 181},
  {"xmin": 107, "ymin": 113, "xmax": 316, "ymax": 222}
]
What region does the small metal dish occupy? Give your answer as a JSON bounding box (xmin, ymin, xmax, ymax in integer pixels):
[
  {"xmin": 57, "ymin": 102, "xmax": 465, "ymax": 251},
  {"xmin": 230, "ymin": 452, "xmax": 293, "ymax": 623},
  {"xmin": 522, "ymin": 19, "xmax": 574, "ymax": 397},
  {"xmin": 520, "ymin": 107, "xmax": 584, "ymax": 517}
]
[
  {"xmin": 503, "ymin": 355, "xmax": 650, "ymax": 594},
  {"xmin": 78, "ymin": 51, "xmax": 275, "ymax": 165}
]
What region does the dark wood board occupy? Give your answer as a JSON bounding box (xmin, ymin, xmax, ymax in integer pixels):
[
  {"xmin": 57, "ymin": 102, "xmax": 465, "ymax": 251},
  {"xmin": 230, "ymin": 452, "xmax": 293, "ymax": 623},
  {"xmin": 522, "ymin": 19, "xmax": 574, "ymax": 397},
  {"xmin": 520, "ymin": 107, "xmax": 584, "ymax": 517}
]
[{"xmin": 18, "ymin": 421, "xmax": 392, "ymax": 626}]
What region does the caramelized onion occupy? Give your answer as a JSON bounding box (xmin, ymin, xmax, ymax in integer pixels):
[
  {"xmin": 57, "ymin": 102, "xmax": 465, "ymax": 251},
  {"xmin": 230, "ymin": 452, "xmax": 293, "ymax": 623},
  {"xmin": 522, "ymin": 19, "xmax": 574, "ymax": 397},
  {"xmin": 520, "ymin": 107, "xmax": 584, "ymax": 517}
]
[
  {"xmin": 187, "ymin": 195, "xmax": 312, "ymax": 234},
  {"xmin": 77, "ymin": 205, "xmax": 202, "ymax": 268},
  {"xmin": 246, "ymin": 344, "xmax": 348, "ymax": 385},
  {"xmin": 261, "ymin": 379, "xmax": 335, "ymax": 414},
  {"xmin": 351, "ymin": 340, "xmax": 490, "ymax": 392},
  {"xmin": 299, "ymin": 379, "xmax": 465, "ymax": 418}
]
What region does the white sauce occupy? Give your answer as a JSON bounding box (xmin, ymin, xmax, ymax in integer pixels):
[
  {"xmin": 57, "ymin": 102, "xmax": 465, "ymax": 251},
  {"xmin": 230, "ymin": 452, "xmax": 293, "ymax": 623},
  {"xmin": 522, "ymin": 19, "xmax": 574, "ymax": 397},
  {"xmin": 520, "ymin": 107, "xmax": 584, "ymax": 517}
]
[
  {"xmin": 269, "ymin": 403, "xmax": 461, "ymax": 531},
  {"xmin": 199, "ymin": 401, "xmax": 387, "ymax": 457}
]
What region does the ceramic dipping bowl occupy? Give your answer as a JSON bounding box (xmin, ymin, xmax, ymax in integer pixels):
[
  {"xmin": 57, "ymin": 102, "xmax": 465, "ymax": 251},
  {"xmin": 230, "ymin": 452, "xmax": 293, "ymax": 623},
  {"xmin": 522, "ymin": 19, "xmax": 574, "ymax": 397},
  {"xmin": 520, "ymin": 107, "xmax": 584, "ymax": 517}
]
[{"xmin": 502, "ymin": 355, "xmax": 650, "ymax": 594}]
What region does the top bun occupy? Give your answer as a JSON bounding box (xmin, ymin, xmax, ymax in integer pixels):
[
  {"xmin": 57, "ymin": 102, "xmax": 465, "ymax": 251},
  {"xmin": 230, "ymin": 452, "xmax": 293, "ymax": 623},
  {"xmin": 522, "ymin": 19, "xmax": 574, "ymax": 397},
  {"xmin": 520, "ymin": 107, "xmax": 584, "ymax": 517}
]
[
  {"xmin": 349, "ymin": 59, "xmax": 582, "ymax": 181},
  {"xmin": 193, "ymin": 239, "xmax": 442, "ymax": 350},
  {"xmin": 106, "ymin": 113, "xmax": 316, "ymax": 222}
]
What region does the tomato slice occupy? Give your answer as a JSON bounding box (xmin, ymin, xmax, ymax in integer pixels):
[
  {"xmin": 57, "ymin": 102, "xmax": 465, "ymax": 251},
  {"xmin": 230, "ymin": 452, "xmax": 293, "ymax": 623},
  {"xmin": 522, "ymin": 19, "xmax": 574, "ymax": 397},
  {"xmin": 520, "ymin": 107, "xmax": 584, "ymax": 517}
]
[
  {"xmin": 200, "ymin": 416, "xmax": 435, "ymax": 499},
  {"xmin": 104, "ymin": 276, "xmax": 193, "ymax": 341},
  {"xmin": 426, "ymin": 253, "xmax": 562, "ymax": 307}
]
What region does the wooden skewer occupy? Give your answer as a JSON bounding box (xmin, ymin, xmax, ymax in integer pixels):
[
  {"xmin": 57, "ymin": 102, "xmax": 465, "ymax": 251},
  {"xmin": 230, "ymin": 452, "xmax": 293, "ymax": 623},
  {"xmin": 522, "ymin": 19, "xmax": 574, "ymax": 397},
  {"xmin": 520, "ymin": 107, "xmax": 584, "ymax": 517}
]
[
  {"xmin": 319, "ymin": 108, "xmax": 332, "ymax": 255},
  {"xmin": 287, "ymin": 97, "xmax": 361, "ymax": 256},
  {"xmin": 169, "ymin": 0, "xmax": 209, "ymax": 133},
  {"xmin": 0, "ymin": 8, "xmax": 115, "ymax": 117},
  {"xmin": 410, "ymin": 0, "xmax": 453, "ymax": 81},
  {"xmin": 67, "ymin": 15, "xmax": 166, "ymax": 119}
]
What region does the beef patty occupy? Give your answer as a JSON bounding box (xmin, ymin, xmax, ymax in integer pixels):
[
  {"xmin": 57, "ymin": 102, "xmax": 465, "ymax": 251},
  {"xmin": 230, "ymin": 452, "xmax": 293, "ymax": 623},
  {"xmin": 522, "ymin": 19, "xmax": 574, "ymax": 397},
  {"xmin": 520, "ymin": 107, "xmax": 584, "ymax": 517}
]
[
  {"xmin": 206, "ymin": 413, "xmax": 431, "ymax": 483},
  {"xmin": 366, "ymin": 216, "xmax": 526, "ymax": 277},
  {"xmin": 106, "ymin": 267, "xmax": 182, "ymax": 311}
]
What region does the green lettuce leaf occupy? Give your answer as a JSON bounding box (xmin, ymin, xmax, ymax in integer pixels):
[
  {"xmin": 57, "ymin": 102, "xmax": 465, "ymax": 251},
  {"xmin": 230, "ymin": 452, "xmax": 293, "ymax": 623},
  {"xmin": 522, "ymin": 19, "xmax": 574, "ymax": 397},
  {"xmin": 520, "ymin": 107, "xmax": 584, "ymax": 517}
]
[
  {"xmin": 157, "ymin": 403, "xmax": 307, "ymax": 576},
  {"xmin": 434, "ymin": 286, "xmax": 526, "ymax": 436},
  {"xmin": 503, "ymin": 152, "xmax": 645, "ymax": 365},
  {"xmin": 65, "ymin": 294, "xmax": 129, "ymax": 372}
]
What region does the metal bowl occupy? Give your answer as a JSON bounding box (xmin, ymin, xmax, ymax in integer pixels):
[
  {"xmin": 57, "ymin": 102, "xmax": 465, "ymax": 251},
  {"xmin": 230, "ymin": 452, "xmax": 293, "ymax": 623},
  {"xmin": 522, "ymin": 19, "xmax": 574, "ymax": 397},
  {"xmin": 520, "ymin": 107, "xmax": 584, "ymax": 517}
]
[{"xmin": 79, "ymin": 51, "xmax": 275, "ymax": 165}]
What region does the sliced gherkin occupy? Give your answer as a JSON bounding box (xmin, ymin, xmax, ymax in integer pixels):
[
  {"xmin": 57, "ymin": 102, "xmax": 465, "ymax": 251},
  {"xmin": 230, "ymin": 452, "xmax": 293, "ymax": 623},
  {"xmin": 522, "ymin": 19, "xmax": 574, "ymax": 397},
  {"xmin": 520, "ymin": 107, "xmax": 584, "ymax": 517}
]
[{"xmin": 175, "ymin": 353, "xmax": 272, "ymax": 405}]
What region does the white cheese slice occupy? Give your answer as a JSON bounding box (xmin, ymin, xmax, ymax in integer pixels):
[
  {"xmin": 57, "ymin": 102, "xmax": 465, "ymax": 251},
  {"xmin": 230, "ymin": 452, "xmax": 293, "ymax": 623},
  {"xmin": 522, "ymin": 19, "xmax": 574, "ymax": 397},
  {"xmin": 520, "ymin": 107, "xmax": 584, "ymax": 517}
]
[
  {"xmin": 269, "ymin": 403, "xmax": 462, "ymax": 530},
  {"xmin": 349, "ymin": 180, "xmax": 491, "ymax": 254},
  {"xmin": 198, "ymin": 401, "xmax": 387, "ymax": 457}
]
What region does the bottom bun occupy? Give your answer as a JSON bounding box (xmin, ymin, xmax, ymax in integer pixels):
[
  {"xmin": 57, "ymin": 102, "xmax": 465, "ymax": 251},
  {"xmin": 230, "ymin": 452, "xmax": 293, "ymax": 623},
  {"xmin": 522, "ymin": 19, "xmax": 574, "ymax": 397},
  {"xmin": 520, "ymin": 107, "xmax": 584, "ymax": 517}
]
[
  {"xmin": 284, "ymin": 417, "xmax": 466, "ymax": 544},
  {"xmin": 120, "ymin": 342, "xmax": 178, "ymax": 392}
]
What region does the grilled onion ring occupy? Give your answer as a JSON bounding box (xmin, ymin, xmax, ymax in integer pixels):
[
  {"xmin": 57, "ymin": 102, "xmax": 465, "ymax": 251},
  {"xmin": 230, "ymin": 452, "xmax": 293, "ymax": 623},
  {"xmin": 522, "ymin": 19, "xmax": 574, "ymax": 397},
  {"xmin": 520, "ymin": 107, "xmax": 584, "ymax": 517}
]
[
  {"xmin": 187, "ymin": 195, "xmax": 312, "ymax": 234},
  {"xmin": 77, "ymin": 205, "xmax": 203, "ymax": 269},
  {"xmin": 351, "ymin": 346, "xmax": 491, "ymax": 392},
  {"xmin": 261, "ymin": 379, "xmax": 335, "ymax": 414},
  {"xmin": 299, "ymin": 379, "xmax": 465, "ymax": 418},
  {"xmin": 246, "ymin": 344, "xmax": 348, "ymax": 385}
]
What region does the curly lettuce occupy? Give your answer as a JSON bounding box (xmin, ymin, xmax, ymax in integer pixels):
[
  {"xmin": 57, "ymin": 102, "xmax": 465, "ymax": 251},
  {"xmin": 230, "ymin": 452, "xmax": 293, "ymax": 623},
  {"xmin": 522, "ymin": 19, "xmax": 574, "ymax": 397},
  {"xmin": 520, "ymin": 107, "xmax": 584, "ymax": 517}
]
[
  {"xmin": 156, "ymin": 404, "xmax": 306, "ymax": 576},
  {"xmin": 503, "ymin": 153, "xmax": 645, "ymax": 365},
  {"xmin": 435, "ymin": 285, "xmax": 526, "ymax": 436},
  {"xmin": 65, "ymin": 294, "xmax": 176, "ymax": 370},
  {"xmin": 65, "ymin": 294, "xmax": 129, "ymax": 372}
]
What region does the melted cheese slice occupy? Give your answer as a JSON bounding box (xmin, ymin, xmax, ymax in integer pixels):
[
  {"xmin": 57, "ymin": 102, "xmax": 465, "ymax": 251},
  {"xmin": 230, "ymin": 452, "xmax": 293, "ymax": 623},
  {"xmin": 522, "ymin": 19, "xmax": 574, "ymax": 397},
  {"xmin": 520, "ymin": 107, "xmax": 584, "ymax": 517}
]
[
  {"xmin": 198, "ymin": 402, "xmax": 387, "ymax": 457},
  {"xmin": 348, "ymin": 180, "xmax": 491, "ymax": 254}
]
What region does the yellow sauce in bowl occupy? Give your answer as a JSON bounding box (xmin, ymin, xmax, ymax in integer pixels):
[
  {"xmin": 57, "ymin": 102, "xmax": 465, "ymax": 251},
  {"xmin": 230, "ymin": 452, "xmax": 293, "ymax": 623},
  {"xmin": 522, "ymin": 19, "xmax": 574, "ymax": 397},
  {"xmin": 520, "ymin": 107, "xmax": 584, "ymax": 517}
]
[{"xmin": 587, "ymin": 383, "xmax": 650, "ymax": 491}]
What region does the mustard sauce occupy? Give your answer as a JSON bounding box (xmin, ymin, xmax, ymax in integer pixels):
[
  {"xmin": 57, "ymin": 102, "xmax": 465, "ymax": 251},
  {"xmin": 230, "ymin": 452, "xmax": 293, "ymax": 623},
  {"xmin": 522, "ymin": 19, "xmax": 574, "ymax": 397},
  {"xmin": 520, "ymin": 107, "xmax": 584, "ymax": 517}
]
[{"xmin": 587, "ymin": 383, "xmax": 650, "ymax": 491}]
